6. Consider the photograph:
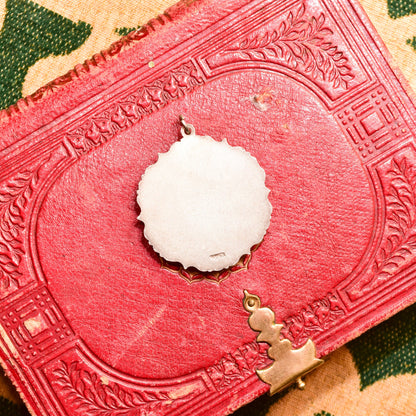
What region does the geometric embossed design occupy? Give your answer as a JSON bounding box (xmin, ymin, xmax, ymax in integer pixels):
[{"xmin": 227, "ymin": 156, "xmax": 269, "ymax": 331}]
[
  {"xmin": 281, "ymin": 292, "xmax": 346, "ymax": 348},
  {"xmin": 23, "ymin": 313, "xmax": 48, "ymax": 337},
  {"xmin": 361, "ymin": 112, "xmax": 384, "ymax": 135},
  {"xmin": 1, "ymin": 287, "xmax": 73, "ymax": 362},
  {"xmin": 336, "ymin": 86, "xmax": 410, "ymax": 159}
]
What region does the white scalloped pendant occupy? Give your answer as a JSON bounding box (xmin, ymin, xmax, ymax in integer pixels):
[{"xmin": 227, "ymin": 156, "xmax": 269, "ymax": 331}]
[{"xmin": 137, "ymin": 121, "xmax": 272, "ymax": 272}]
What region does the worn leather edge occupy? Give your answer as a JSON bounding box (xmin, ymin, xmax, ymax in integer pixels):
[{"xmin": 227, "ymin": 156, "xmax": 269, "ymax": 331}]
[
  {"xmin": 346, "ymin": 0, "xmax": 416, "ymax": 106},
  {"xmin": 0, "ymin": 0, "xmax": 198, "ymax": 122}
]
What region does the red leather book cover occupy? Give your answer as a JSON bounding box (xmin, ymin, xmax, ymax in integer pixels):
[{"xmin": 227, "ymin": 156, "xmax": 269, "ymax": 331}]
[{"xmin": 0, "ymin": 0, "xmax": 416, "ymax": 414}]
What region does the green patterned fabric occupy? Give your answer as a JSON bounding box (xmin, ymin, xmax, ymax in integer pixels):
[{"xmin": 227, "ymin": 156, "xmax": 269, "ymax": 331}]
[
  {"xmin": 233, "ymin": 389, "xmax": 288, "ymax": 416},
  {"xmin": 406, "ymin": 37, "xmax": 416, "ymax": 51},
  {"xmin": 387, "ymin": 0, "xmax": 416, "ymax": 48},
  {"xmin": 0, "ymin": 0, "xmax": 91, "ymax": 109},
  {"xmin": 387, "ymin": 0, "xmax": 416, "ymax": 18},
  {"xmin": 348, "ymin": 303, "xmax": 416, "ymax": 390},
  {"xmin": 115, "ymin": 26, "xmax": 139, "ymax": 36}
]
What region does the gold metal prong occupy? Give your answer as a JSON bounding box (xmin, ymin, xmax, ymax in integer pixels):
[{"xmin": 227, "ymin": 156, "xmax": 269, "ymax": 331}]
[
  {"xmin": 296, "ymin": 377, "xmax": 305, "ymax": 390},
  {"xmin": 179, "ymin": 115, "xmax": 192, "ymax": 135}
]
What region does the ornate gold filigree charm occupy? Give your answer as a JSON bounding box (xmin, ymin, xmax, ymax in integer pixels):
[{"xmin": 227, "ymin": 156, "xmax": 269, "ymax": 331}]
[{"xmin": 243, "ymin": 291, "xmax": 323, "ymax": 395}]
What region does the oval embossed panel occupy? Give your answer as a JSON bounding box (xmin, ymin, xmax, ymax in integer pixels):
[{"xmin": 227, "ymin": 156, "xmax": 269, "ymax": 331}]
[{"xmin": 35, "ymin": 70, "xmax": 374, "ymax": 379}]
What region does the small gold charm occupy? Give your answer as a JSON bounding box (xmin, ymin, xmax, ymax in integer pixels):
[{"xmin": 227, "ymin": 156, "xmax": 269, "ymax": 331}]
[{"xmin": 243, "ymin": 291, "xmax": 323, "ymax": 395}]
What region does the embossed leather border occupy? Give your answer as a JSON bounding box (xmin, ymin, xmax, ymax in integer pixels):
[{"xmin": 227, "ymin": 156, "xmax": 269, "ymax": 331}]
[{"xmin": 0, "ymin": 0, "xmax": 416, "ymax": 415}]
